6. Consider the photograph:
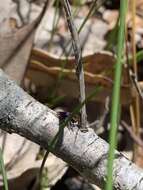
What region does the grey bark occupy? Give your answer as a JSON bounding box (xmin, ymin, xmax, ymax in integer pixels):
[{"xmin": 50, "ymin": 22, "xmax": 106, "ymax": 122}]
[{"xmin": 0, "ymin": 69, "xmax": 143, "ymax": 190}]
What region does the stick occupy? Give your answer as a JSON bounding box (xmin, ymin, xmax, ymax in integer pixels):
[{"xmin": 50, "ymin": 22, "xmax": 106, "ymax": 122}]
[{"xmin": 61, "ymin": 0, "xmax": 88, "ymax": 132}]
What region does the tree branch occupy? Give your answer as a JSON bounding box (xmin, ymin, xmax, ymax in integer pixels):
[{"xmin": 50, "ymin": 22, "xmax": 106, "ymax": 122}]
[{"xmin": 0, "ymin": 69, "xmax": 143, "ymax": 189}]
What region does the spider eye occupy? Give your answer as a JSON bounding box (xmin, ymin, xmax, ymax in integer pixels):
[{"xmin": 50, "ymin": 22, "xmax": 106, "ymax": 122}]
[{"xmin": 71, "ymin": 119, "xmax": 78, "ymax": 124}]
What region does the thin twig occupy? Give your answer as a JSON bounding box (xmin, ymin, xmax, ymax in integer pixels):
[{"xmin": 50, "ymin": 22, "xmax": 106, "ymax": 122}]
[
  {"xmin": 129, "ymin": 67, "xmax": 143, "ymax": 100},
  {"xmin": 61, "ymin": 0, "xmax": 88, "ymax": 132},
  {"xmin": 131, "ymin": 0, "xmax": 140, "ymax": 162},
  {"xmin": 89, "ymin": 96, "xmax": 110, "ymax": 129},
  {"xmin": 121, "ymin": 120, "xmax": 143, "ymax": 148},
  {"xmin": 125, "ymin": 62, "xmax": 143, "ymax": 101},
  {"xmin": 124, "ymin": 41, "xmax": 143, "ymax": 101},
  {"xmin": 6, "ymin": 139, "xmax": 27, "ymax": 170},
  {"xmin": 61, "ymin": 0, "xmax": 106, "ymax": 57}
]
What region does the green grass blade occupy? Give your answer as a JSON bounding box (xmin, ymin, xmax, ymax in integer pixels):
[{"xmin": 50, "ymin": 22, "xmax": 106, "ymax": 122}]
[
  {"xmin": 48, "ymin": 0, "xmax": 60, "ymax": 50},
  {"xmin": 0, "ymin": 148, "xmax": 8, "ymax": 190},
  {"xmin": 105, "ymin": 1, "xmax": 128, "ymax": 190},
  {"xmin": 78, "ymin": 0, "xmax": 106, "ymax": 33}
]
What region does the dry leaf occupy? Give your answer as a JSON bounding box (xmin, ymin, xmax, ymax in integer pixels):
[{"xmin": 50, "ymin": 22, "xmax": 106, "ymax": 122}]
[
  {"xmin": 0, "ymin": 19, "xmax": 38, "ymax": 85},
  {"xmin": 27, "ymin": 48, "xmax": 131, "ymax": 105}
]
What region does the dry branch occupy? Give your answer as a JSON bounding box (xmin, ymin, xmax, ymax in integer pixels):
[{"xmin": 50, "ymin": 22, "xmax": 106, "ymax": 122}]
[{"xmin": 0, "ymin": 70, "xmax": 143, "ymax": 189}]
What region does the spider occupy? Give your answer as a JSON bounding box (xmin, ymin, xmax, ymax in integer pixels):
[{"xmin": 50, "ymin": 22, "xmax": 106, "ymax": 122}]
[{"xmin": 57, "ymin": 111, "xmax": 80, "ymax": 129}]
